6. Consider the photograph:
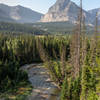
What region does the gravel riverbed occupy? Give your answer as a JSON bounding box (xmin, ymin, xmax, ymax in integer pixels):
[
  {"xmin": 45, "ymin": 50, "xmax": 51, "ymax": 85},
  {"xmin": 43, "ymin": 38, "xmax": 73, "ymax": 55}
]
[{"xmin": 22, "ymin": 64, "xmax": 60, "ymax": 100}]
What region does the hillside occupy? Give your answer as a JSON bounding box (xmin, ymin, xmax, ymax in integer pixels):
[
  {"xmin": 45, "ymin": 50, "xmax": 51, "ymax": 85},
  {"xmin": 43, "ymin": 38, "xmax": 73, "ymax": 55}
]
[{"xmin": 0, "ymin": 4, "xmax": 43, "ymax": 23}]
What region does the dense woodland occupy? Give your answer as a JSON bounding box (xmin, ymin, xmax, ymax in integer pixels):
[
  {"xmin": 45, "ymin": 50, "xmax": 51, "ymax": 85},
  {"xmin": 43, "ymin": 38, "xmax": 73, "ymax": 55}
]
[
  {"xmin": 0, "ymin": 21, "xmax": 94, "ymax": 35},
  {"xmin": 37, "ymin": 35, "xmax": 100, "ymax": 100},
  {"xmin": 0, "ymin": 35, "xmax": 69, "ymax": 93},
  {"xmin": 0, "ymin": 33, "xmax": 100, "ymax": 100},
  {"xmin": 31, "ymin": 22, "xmax": 94, "ymax": 34},
  {"xmin": 0, "ymin": 22, "xmax": 47, "ymax": 35}
]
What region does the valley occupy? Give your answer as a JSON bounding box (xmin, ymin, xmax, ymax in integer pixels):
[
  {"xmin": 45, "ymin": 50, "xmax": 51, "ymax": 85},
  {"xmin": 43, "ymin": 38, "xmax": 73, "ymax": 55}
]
[{"xmin": 0, "ymin": 0, "xmax": 100, "ymax": 100}]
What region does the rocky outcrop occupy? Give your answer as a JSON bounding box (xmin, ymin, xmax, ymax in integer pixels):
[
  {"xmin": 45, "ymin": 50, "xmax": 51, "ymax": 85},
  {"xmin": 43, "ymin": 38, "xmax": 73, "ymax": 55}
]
[{"xmin": 40, "ymin": 0, "xmax": 94, "ymax": 24}]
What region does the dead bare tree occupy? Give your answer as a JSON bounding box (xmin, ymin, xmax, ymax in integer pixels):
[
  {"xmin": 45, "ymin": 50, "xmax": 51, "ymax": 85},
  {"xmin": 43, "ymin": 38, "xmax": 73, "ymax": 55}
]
[
  {"xmin": 73, "ymin": 0, "xmax": 83, "ymax": 78},
  {"xmin": 60, "ymin": 43, "xmax": 66, "ymax": 77},
  {"xmin": 81, "ymin": 14, "xmax": 87, "ymax": 66}
]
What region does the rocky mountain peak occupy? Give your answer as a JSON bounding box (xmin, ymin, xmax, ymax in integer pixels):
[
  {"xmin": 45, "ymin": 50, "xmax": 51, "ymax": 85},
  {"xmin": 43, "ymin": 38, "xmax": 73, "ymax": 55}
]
[
  {"xmin": 41, "ymin": 0, "xmax": 79, "ymax": 22},
  {"xmin": 40, "ymin": 0, "xmax": 92, "ymax": 24},
  {"xmin": 56, "ymin": 0, "xmax": 70, "ymax": 6},
  {"xmin": 49, "ymin": 0, "xmax": 70, "ymax": 12}
]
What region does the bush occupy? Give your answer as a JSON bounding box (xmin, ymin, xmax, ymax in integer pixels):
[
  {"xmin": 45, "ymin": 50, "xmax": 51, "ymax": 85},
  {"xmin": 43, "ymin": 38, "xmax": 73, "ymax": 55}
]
[
  {"xmin": 60, "ymin": 77, "xmax": 68, "ymax": 100},
  {"xmin": 0, "ymin": 60, "xmax": 28, "ymax": 92}
]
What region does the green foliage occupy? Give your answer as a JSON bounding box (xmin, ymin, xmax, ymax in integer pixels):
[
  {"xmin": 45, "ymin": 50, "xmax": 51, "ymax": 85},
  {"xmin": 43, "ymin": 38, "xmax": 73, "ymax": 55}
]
[
  {"xmin": 37, "ymin": 35, "xmax": 100, "ymax": 100},
  {"xmin": 80, "ymin": 65, "xmax": 97, "ymax": 100},
  {"xmin": 0, "ymin": 34, "xmax": 100, "ymax": 100},
  {"xmin": 87, "ymin": 90, "xmax": 98, "ymax": 100},
  {"xmin": 60, "ymin": 77, "xmax": 81, "ymax": 100},
  {"xmin": 60, "ymin": 77, "xmax": 68, "ymax": 100},
  {"xmin": 0, "ymin": 22, "xmax": 47, "ymax": 35},
  {"xmin": 0, "ymin": 35, "xmax": 70, "ymax": 65},
  {"xmin": 0, "ymin": 34, "xmax": 71, "ymax": 96},
  {"xmin": 0, "ymin": 60, "xmax": 28, "ymax": 92},
  {"xmin": 31, "ymin": 22, "xmax": 93, "ymax": 34},
  {"xmin": 72, "ymin": 77, "xmax": 81, "ymax": 100},
  {"xmin": 53, "ymin": 61, "xmax": 62, "ymax": 79}
]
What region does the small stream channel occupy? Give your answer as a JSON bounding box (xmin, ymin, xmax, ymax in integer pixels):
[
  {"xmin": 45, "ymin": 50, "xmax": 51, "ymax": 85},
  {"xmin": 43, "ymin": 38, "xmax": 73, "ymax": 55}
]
[{"xmin": 22, "ymin": 63, "xmax": 60, "ymax": 100}]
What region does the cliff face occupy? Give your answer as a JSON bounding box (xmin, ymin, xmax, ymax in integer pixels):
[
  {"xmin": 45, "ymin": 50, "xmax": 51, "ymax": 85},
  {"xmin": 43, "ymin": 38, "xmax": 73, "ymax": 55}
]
[{"xmin": 41, "ymin": 0, "xmax": 92, "ymax": 24}]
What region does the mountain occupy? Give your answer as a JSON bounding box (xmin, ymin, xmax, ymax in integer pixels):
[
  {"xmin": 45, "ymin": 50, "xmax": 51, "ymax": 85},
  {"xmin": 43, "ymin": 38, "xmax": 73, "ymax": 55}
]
[
  {"xmin": 40, "ymin": 0, "xmax": 92, "ymax": 24},
  {"xmin": 0, "ymin": 4, "xmax": 43, "ymax": 23},
  {"xmin": 88, "ymin": 8, "xmax": 100, "ymax": 24}
]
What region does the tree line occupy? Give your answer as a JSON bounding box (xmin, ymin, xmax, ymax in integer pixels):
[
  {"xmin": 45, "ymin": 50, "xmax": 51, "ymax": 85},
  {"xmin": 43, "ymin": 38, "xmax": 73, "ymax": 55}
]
[{"xmin": 0, "ymin": 22, "xmax": 47, "ymax": 35}]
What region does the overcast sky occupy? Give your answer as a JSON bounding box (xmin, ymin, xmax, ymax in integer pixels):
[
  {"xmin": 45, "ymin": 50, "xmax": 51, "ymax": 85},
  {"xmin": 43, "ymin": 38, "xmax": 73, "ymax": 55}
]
[{"xmin": 0, "ymin": 0, "xmax": 100, "ymax": 14}]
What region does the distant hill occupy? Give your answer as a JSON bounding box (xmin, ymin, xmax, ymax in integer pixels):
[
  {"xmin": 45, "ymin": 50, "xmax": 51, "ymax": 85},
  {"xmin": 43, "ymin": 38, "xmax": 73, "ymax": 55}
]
[{"xmin": 0, "ymin": 4, "xmax": 43, "ymax": 23}]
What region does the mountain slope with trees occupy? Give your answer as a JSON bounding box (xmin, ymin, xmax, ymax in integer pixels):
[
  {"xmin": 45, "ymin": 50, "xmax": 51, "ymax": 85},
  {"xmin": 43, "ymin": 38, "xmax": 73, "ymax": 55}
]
[{"xmin": 0, "ymin": 4, "xmax": 43, "ymax": 23}]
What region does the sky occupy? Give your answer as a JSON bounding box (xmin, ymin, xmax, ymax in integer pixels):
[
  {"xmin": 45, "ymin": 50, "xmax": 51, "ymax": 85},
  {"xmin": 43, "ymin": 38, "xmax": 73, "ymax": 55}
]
[{"xmin": 0, "ymin": 0, "xmax": 100, "ymax": 14}]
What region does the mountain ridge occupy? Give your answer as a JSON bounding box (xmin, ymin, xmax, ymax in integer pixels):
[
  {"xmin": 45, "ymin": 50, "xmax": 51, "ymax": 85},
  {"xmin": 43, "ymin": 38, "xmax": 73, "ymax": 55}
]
[
  {"xmin": 88, "ymin": 8, "xmax": 100, "ymax": 24},
  {"xmin": 0, "ymin": 2, "xmax": 100, "ymax": 24},
  {"xmin": 0, "ymin": 3, "xmax": 43, "ymax": 23}
]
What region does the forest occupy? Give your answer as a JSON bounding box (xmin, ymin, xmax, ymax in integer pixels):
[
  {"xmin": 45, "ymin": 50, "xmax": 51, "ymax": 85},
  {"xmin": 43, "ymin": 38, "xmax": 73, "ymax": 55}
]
[
  {"xmin": 0, "ymin": 32, "xmax": 100, "ymax": 99},
  {"xmin": 0, "ymin": 22, "xmax": 47, "ymax": 35},
  {"xmin": 31, "ymin": 21, "xmax": 94, "ymax": 34}
]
